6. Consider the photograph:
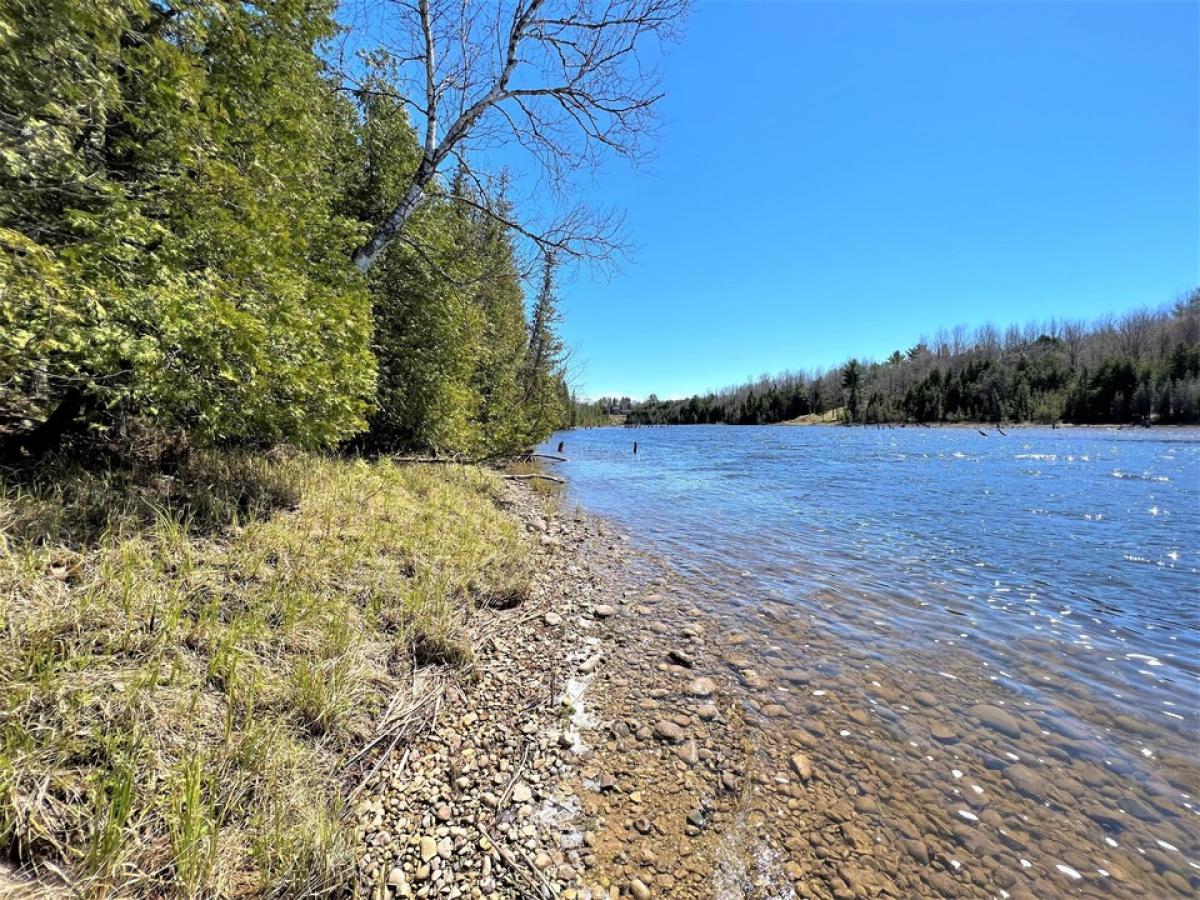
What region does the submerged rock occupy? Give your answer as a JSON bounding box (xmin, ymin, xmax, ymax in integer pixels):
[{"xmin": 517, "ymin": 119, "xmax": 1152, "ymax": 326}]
[
  {"xmin": 790, "ymin": 752, "xmax": 814, "ymax": 781},
  {"xmin": 969, "ymin": 703, "xmax": 1023, "ymax": 739},
  {"xmin": 668, "ymin": 648, "xmax": 695, "ymax": 668},
  {"xmin": 930, "ymin": 723, "xmax": 957, "ymax": 743},
  {"xmin": 1003, "ymin": 764, "xmax": 1051, "ymax": 800}
]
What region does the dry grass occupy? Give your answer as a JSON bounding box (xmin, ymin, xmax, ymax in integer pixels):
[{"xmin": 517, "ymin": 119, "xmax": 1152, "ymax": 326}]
[
  {"xmin": 780, "ymin": 407, "xmax": 846, "ymax": 425},
  {"xmin": 0, "ymin": 451, "xmax": 531, "ymax": 897}
]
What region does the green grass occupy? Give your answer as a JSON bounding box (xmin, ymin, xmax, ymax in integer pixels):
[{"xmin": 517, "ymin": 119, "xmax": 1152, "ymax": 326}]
[{"xmin": 0, "ymin": 451, "xmax": 531, "ymax": 896}]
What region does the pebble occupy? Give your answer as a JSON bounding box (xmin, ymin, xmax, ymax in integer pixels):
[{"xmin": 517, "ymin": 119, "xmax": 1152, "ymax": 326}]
[
  {"xmin": 350, "ymin": 479, "xmax": 1198, "ymax": 900},
  {"xmin": 419, "ymin": 836, "xmax": 437, "ymax": 862},
  {"xmin": 970, "ymin": 704, "xmax": 1023, "ymax": 739},
  {"xmin": 674, "ymin": 738, "xmax": 699, "ymax": 766},
  {"xmin": 790, "ymin": 752, "xmax": 813, "ymax": 781},
  {"xmin": 667, "ymin": 649, "xmax": 695, "ymax": 668},
  {"xmin": 1003, "ymin": 764, "xmax": 1050, "ymax": 801},
  {"xmin": 930, "ymin": 723, "xmax": 958, "ymax": 744},
  {"xmin": 653, "ymin": 720, "xmax": 685, "ymax": 743}
]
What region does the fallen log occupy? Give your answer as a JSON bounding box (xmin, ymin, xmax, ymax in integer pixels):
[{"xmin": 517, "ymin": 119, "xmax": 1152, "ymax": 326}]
[{"xmin": 503, "ymin": 473, "xmax": 565, "ymax": 484}]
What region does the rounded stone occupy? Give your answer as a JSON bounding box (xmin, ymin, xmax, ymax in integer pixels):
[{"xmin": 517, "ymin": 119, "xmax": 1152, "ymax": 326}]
[
  {"xmin": 653, "ymin": 720, "xmax": 685, "ymax": 743},
  {"xmin": 970, "ymin": 704, "xmax": 1023, "ymax": 739}
]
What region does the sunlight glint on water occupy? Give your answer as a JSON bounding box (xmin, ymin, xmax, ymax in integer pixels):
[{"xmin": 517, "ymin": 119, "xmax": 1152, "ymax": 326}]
[{"xmin": 544, "ymin": 424, "xmax": 1200, "ymax": 896}]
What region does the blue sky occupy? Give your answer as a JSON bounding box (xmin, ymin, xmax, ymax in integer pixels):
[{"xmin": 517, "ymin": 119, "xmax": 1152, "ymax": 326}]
[{"xmin": 550, "ymin": 0, "xmax": 1199, "ymax": 400}]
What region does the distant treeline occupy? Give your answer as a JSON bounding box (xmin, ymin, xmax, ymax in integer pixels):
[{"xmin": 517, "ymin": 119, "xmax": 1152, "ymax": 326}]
[
  {"xmin": 627, "ymin": 294, "xmax": 1200, "ymax": 426},
  {"xmin": 565, "ymin": 395, "xmax": 634, "ymax": 427},
  {"xmin": 1, "ymin": 0, "xmax": 568, "ymax": 462}
]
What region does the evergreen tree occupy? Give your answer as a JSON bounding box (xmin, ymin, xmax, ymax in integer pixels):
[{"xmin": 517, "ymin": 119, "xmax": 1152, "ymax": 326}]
[
  {"xmin": 523, "ymin": 253, "xmax": 567, "ymax": 437},
  {"xmin": 0, "ymin": 0, "xmax": 374, "ymax": 453},
  {"xmin": 841, "ymin": 360, "xmax": 863, "ymax": 423}
]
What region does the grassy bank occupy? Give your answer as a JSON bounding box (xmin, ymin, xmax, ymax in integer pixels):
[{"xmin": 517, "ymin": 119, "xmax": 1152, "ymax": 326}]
[{"xmin": 0, "ymin": 452, "xmax": 531, "ymax": 896}]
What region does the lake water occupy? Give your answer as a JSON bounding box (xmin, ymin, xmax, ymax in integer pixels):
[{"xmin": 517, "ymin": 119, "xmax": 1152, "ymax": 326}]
[{"xmin": 542, "ymin": 425, "xmax": 1199, "ymax": 897}]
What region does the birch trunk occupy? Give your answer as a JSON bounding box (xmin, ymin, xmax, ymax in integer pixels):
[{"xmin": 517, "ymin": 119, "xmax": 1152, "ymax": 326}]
[{"xmin": 352, "ymin": 176, "xmax": 429, "ymax": 273}]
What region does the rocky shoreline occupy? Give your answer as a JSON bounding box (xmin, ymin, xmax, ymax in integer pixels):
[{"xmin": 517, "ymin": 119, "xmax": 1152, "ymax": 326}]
[
  {"xmin": 352, "ymin": 478, "xmax": 765, "ymax": 899},
  {"xmin": 354, "ymin": 477, "xmax": 1200, "ymax": 900}
]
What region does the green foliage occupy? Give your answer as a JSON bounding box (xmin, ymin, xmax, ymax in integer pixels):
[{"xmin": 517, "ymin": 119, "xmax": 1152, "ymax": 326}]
[
  {"xmin": 523, "ymin": 254, "xmax": 568, "ymax": 438},
  {"xmin": 1, "ymin": 2, "xmax": 569, "ymax": 458},
  {"xmin": 567, "ymin": 394, "xmax": 613, "ymax": 427},
  {"xmin": 841, "ymin": 359, "xmax": 862, "ymax": 422},
  {"xmin": 346, "ymin": 74, "xmax": 562, "ymax": 456},
  {"xmin": 1, "ymin": 0, "xmax": 375, "ymax": 450}
]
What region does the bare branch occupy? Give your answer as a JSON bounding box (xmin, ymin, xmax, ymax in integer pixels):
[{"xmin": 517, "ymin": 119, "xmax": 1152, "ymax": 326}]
[{"xmin": 341, "ymin": 0, "xmax": 690, "ymax": 272}]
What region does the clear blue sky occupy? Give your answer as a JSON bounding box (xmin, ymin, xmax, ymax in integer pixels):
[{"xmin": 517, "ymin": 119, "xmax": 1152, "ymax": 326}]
[{"xmin": 554, "ymin": 0, "xmax": 1199, "ymax": 401}]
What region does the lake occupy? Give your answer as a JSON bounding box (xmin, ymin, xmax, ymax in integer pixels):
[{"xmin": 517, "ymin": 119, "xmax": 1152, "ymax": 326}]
[{"xmin": 541, "ymin": 424, "xmax": 1199, "ymax": 897}]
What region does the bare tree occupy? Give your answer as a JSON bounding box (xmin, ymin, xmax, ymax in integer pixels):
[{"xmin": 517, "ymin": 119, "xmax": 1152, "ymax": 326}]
[
  {"xmin": 1116, "ymin": 308, "xmax": 1154, "ymax": 358},
  {"xmin": 338, "ymin": 0, "xmax": 690, "ymax": 273},
  {"xmin": 1062, "ymin": 319, "xmax": 1085, "ymax": 368},
  {"xmin": 974, "ymin": 322, "xmax": 1000, "ymax": 360},
  {"xmin": 933, "ymin": 327, "xmax": 951, "ymax": 358},
  {"xmin": 951, "ymin": 323, "xmax": 968, "ymax": 356},
  {"xmin": 1003, "ymin": 323, "xmax": 1022, "ymax": 352}
]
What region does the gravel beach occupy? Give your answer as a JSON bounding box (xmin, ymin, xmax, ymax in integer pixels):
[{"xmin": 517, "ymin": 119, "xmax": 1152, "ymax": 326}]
[{"xmin": 354, "ymin": 478, "xmax": 1199, "ymax": 900}]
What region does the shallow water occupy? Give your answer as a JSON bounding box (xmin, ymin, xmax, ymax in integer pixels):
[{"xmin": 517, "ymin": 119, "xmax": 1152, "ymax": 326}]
[{"xmin": 544, "ymin": 425, "xmax": 1200, "ymax": 897}]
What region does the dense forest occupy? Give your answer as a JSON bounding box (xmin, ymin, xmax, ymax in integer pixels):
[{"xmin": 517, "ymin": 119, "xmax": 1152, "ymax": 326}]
[
  {"xmin": 628, "ymin": 295, "xmax": 1200, "ymax": 426},
  {"xmin": 0, "ymin": 0, "xmax": 581, "ymax": 462}
]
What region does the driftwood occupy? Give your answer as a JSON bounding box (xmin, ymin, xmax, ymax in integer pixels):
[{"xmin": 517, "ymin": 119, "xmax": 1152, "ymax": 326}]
[
  {"xmin": 503, "ymin": 473, "xmax": 564, "ymax": 484},
  {"xmin": 392, "ymin": 451, "xmax": 567, "ymax": 466}
]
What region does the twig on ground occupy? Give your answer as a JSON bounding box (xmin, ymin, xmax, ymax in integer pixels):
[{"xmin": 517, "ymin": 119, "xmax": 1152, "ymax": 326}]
[
  {"xmin": 497, "ymin": 740, "xmax": 532, "ymax": 810},
  {"xmin": 480, "ymin": 824, "xmax": 556, "ymax": 898}
]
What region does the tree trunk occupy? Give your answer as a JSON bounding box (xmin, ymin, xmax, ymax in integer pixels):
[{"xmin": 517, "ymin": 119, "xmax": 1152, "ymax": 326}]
[
  {"xmin": 352, "ymin": 163, "xmax": 433, "ymax": 273},
  {"xmin": 1, "ymin": 387, "xmax": 89, "ymax": 461}
]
